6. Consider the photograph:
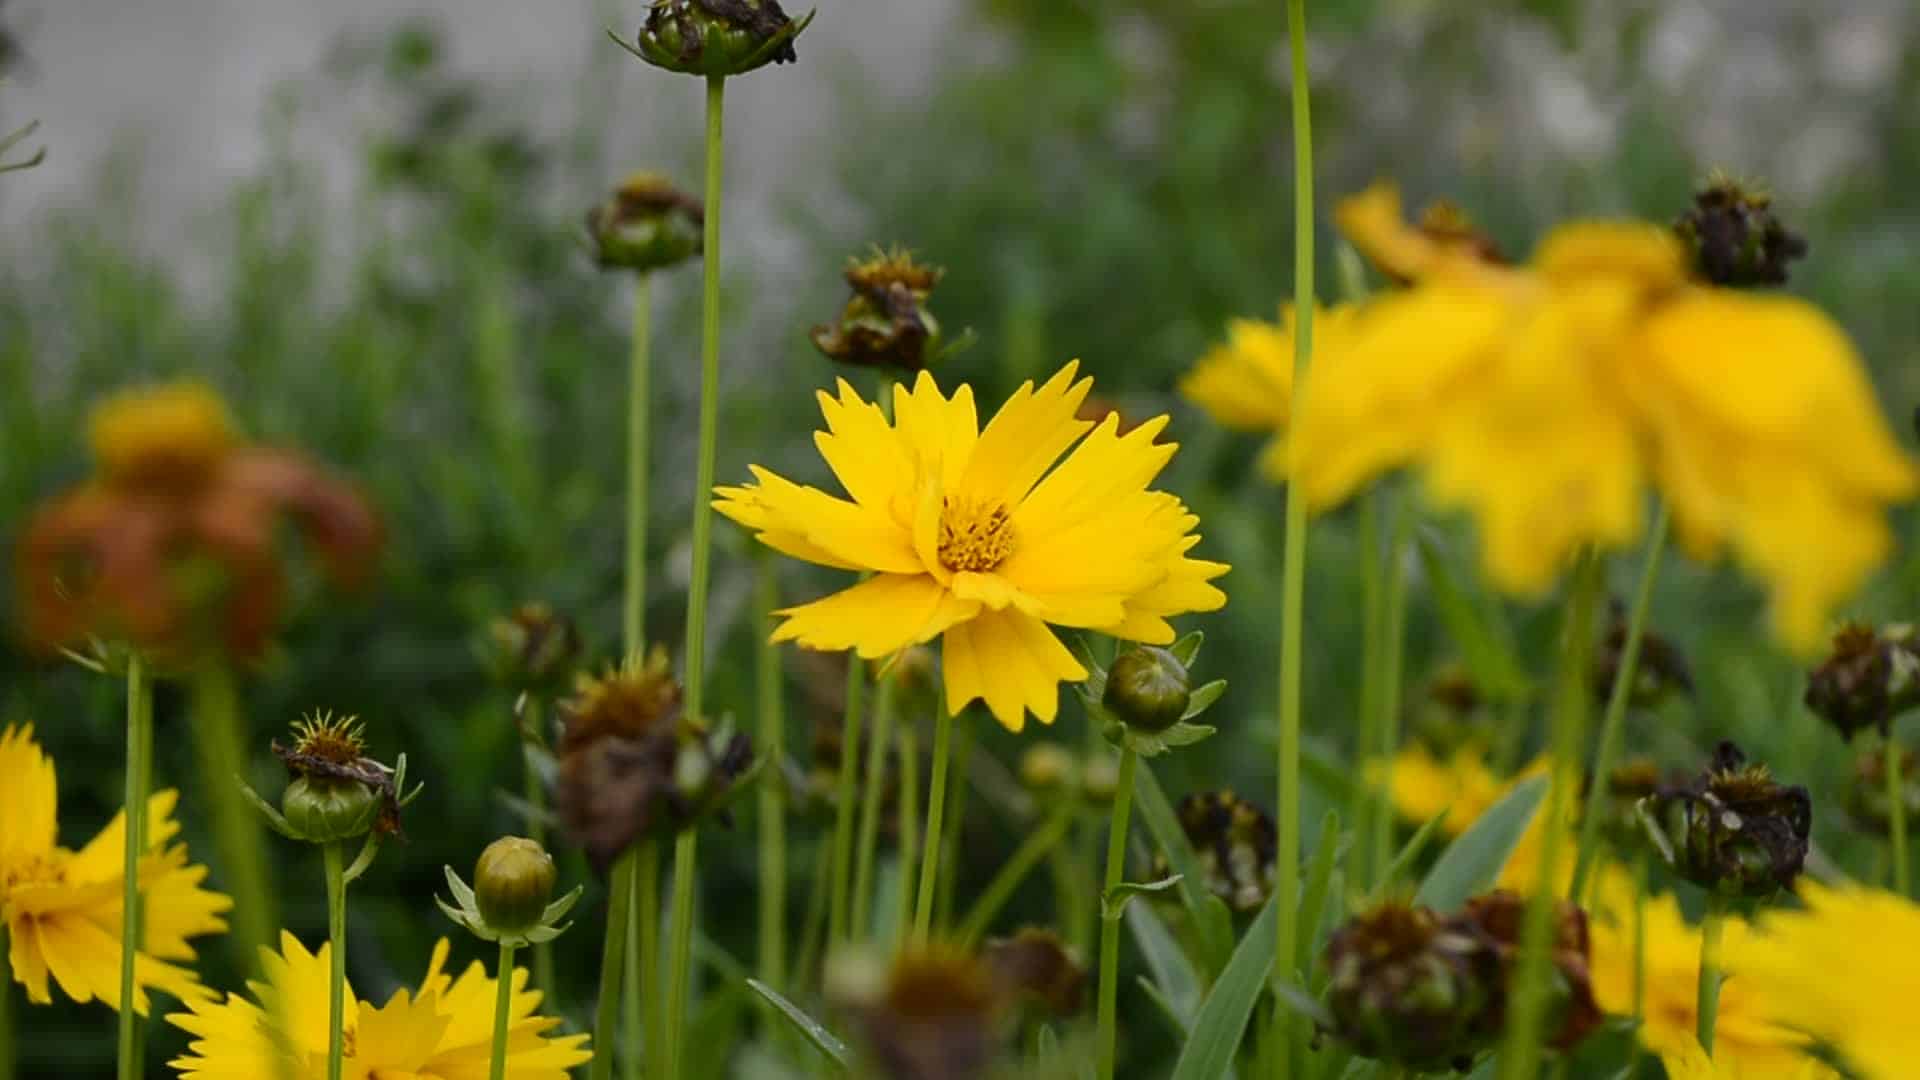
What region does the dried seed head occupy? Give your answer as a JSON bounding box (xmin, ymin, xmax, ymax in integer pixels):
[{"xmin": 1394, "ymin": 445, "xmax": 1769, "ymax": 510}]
[
  {"xmin": 1674, "ymin": 172, "xmax": 1807, "ymax": 288},
  {"xmin": 1592, "ymin": 599, "xmax": 1693, "ymax": 709},
  {"xmin": 982, "ymin": 928, "xmax": 1086, "ymax": 1017},
  {"xmin": 1322, "ymin": 901, "xmax": 1498, "ymax": 1072},
  {"xmin": 1453, "ymin": 891, "xmax": 1603, "ymax": 1053},
  {"xmin": 1639, "ymin": 740, "xmax": 1811, "ymax": 898},
  {"xmin": 1805, "ymin": 622, "xmax": 1920, "ymax": 742},
  {"xmin": 1170, "ymin": 789, "xmax": 1277, "ymax": 913},
  {"xmin": 626, "ymin": 0, "xmax": 811, "ymax": 79},
  {"xmin": 584, "ymin": 171, "xmax": 703, "ymax": 273},
  {"xmin": 484, "ymin": 602, "xmax": 582, "ymax": 694},
  {"xmin": 812, "ymin": 246, "xmax": 948, "ymax": 373},
  {"xmin": 830, "ymin": 943, "xmax": 1003, "ymax": 1080}
]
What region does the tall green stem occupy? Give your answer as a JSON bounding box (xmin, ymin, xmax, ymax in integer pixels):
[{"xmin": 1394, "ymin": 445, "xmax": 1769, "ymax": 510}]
[
  {"xmin": 1497, "ymin": 556, "xmax": 1603, "ymax": 1080},
  {"xmin": 624, "ymin": 853, "xmax": 645, "ymax": 1080},
  {"xmin": 624, "ymin": 273, "xmax": 653, "ymax": 651},
  {"xmin": 828, "ymin": 661, "xmax": 866, "ymax": 946},
  {"xmin": 937, "ymin": 718, "xmax": 975, "ymax": 929},
  {"xmin": 957, "ymin": 801, "xmax": 1074, "ymax": 946},
  {"xmin": 1887, "ymin": 733, "xmax": 1910, "ymax": 895},
  {"xmin": 1348, "ymin": 494, "xmax": 1384, "ymax": 886},
  {"xmin": 1094, "ymin": 747, "xmax": 1139, "ymax": 1080},
  {"xmin": 1572, "ymin": 503, "xmax": 1671, "ymax": 899},
  {"xmin": 911, "ymin": 708, "xmax": 955, "ymax": 941},
  {"xmin": 663, "ymin": 832, "xmax": 698, "ymax": 1079},
  {"xmin": 589, "ymin": 849, "xmax": 634, "ymax": 1080},
  {"xmin": 894, "ymin": 717, "xmax": 920, "ymax": 946},
  {"xmin": 193, "ymin": 664, "xmax": 274, "ymax": 962},
  {"xmin": 1368, "ymin": 493, "xmax": 1413, "ymax": 889},
  {"xmin": 851, "ymin": 676, "xmax": 896, "ymax": 939},
  {"xmin": 755, "ymin": 559, "xmax": 788, "ymax": 989},
  {"xmin": 117, "ymin": 654, "xmax": 151, "ymax": 1080},
  {"xmin": 1696, "ymin": 895, "xmax": 1727, "ymax": 1054},
  {"xmin": 490, "ymin": 942, "xmax": 518, "ymax": 1080},
  {"xmin": 638, "ymin": 839, "xmax": 662, "ymax": 1080},
  {"xmin": 323, "ymin": 842, "xmax": 347, "ymax": 1080},
  {"xmin": 1272, "ymin": 0, "xmax": 1316, "ymax": 1073}
]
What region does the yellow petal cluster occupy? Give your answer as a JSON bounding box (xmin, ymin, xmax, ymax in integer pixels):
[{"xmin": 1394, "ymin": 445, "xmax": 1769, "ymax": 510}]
[
  {"xmin": 716, "ymin": 361, "xmax": 1228, "ymax": 731},
  {"xmin": 1290, "ymin": 184, "xmax": 1918, "ymax": 653},
  {"xmin": 169, "ymin": 933, "xmax": 591, "ymax": 1078},
  {"xmin": 1178, "ymin": 305, "xmax": 1361, "ymax": 481},
  {"xmin": 0, "ymin": 725, "xmax": 231, "ymax": 1014}
]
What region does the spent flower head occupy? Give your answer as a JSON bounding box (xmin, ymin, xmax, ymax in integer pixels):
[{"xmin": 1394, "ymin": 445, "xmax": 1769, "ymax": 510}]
[
  {"xmin": 811, "ymin": 246, "xmax": 956, "ymax": 374},
  {"xmin": 1593, "ymin": 599, "xmax": 1693, "ymax": 709},
  {"xmin": 1163, "ymin": 789, "xmax": 1277, "ymax": 914},
  {"xmin": 828, "ymin": 942, "xmax": 1004, "ymax": 1080},
  {"xmin": 981, "ymin": 928, "xmax": 1085, "ymax": 1017},
  {"xmin": 241, "ymin": 712, "xmax": 420, "ymax": 849},
  {"xmin": 584, "ymin": 171, "xmax": 703, "ymax": 273},
  {"xmin": 1804, "ymin": 622, "xmax": 1920, "ymax": 742},
  {"xmin": 1638, "ymin": 741, "xmax": 1811, "ymax": 899},
  {"xmin": 615, "ymin": 0, "xmax": 813, "ymax": 78},
  {"xmin": 1674, "ymin": 172, "xmax": 1807, "ymax": 289},
  {"xmin": 482, "ymin": 602, "xmax": 583, "ymax": 696},
  {"xmin": 1322, "ymin": 901, "xmax": 1498, "ymax": 1072}
]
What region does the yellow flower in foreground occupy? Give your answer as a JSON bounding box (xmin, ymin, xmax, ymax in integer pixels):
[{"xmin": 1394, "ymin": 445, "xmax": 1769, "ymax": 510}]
[
  {"xmin": 1741, "ymin": 882, "xmax": 1920, "ymax": 1079},
  {"xmin": 715, "ymin": 362, "xmax": 1229, "ymax": 731},
  {"xmin": 0, "ymin": 725, "xmax": 230, "ymax": 1014},
  {"xmin": 1291, "ymin": 184, "xmax": 1918, "ymax": 652},
  {"xmin": 1178, "ymin": 306, "xmax": 1360, "ymax": 480},
  {"xmin": 169, "ymin": 933, "xmax": 591, "ymax": 1078},
  {"xmin": 1660, "ymin": 1038, "xmax": 1838, "ymax": 1080},
  {"xmin": 1588, "ymin": 887, "xmax": 1818, "ymax": 1074}
]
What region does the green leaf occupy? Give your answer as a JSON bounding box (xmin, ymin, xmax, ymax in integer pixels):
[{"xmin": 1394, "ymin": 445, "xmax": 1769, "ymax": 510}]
[
  {"xmin": 1268, "ymin": 978, "xmax": 1333, "ymax": 1029},
  {"xmin": 1169, "ymin": 630, "xmax": 1205, "ymax": 668},
  {"xmin": 1300, "ymin": 738, "xmax": 1359, "ymax": 804},
  {"xmin": 1181, "ymin": 679, "xmax": 1228, "ymax": 720},
  {"xmin": 1168, "ymin": 890, "xmax": 1279, "ymax": 1080},
  {"xmin": 1414, "ymin": 775, "xmax": 1549, "ymax": 910},
  {"xmin": 1124, "ymin": 721, "xmax": 1217, "ymax": 758},
  {"xmin": 1136, "ymin": 976, "xmax": 1194, "ymax": 1038},
  {"xmin": 1294, "ymin": 810, "xmax": 1342, "ymax": 978},
  {"xmin": 1416, "ymin": 531, "xmax": 1531, "ymax": 703},
  {"xmin": 1102, "ymin": 874, "xmax": 1183, "ymax": 920},
  {"xmin": 745, "ymin": 979, "xmax": 850, "ymax": 1070},
  {"xmin": 1133, "ymin": 763, "xmax": 1236, "ymax": 972},
  {"xmin": 1377, "ymin": 809, "xmax": 1450, "ymax": 895},
  {"xmin": 1127, "ymin": 901, "xmax": 1202, "ymax": 1020}
]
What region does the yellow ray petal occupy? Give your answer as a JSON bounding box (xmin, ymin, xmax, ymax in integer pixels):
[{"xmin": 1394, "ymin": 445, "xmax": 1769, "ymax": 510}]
[
  {"xmin": 960, "ymin": 361, "xmax": 1095, "ymax": 507},
  {"xmin": 771, "ymin": 574, "xmax": 980, "ymax": 659},
  {"xmin": 1178, "ymin": 318, "xmax": 1293, "ymax": 432},
  {"xmin": 0, "ymin": 725, "xmax": 57, "ymax": 867},
  {"xmin": 941, "ymin": 608, "xmax": 1087, "ymax": 731}
]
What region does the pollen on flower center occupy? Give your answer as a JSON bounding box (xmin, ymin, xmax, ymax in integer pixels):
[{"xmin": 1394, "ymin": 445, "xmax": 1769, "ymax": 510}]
[{"xmin": 937, "ymin": 496, "xmax": 1016, "ymax": 573}]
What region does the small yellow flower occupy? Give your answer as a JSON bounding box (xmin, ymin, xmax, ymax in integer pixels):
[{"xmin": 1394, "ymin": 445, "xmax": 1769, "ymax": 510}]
[
  {"xmin": 715, "ymin": 362, "xmax": 1229, "ymax": 731},
  {"xmin": 168, "ymin": 933, "xmax": 591, "ymax": 1078},
  {"xmin": 1376, "ymin": 743, "xmax": 1512, "ymax": 838},
  {"xmin": 1291, "ymin": 186, "xmax": 1918, "ymax": 653},
  {"xmin": 1179, "ymin": 306, "xmax": 1361, "ymax": 481},
  {"xmin": 1335, "ymin": 181, "xmax": 1504, "ymax": 283},
  {"xmin": 1740, "ymin": 881, "xmax": 1920, "ymax": 1079},
  {"xmin": 0, "ymin": 725, "xmax": 230, "ymax": 1014}
]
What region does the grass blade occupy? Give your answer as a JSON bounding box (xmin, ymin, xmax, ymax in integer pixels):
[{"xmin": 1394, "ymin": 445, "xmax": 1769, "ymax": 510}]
[
  {"xmin": 1133, "ymin": 763, "xmax": 1236, "ymax": 972},
  {"xmin": 1413, "ymin": 776, "xmax": 1548, "ymax": 910},
  {"xmin": 745, "ymin": 978, "xmax": 850, "ymax": 1071},
  {"xmin": 1168, "ymin": 891, "xmax": 1279, "ymax": 1080}
]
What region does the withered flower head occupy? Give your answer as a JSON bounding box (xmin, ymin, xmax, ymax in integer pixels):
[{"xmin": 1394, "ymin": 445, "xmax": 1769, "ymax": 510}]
[
  {"xmin": 1322, "ymin": 902, "xmax": 1498, "ymax": 1072},
  {"xmin": 1592, "ymin": 757, "xmax": 1684, "ymax": 855},
  {"xmin": 811, "ymin": 246, "xmax": 949, "ymax": 373},
  {"xmin": 1167, "ymin": 790, "xmax": 1276, "ymax": 913},
  {"xmin": 982, "ymin": 928, "xmax": 1085, "ymax": 1017},
  {"xmin": 1638, "ymin": 740, "xmax": 1811, "ymax": 898},
  {"xmin": 1593, "ymin": 599, "xmax": 1693, "ymax": 709},
  {"xmin": 584, "ymin": 171, "xmax": 703, "ymax": 274},
  {"xmin": 829, "ymin": 943, "xmax": 1004, "ymax": 1080},
  {"xmin": 1453, "ymin": 891, "xmax": 1603, "ymax": 1054},
  {"xmin": 1845, "ymin": 742, "xmax": 1920, "ymax": 837},
  {"xmin": 483, "ymin": 602, "xmax": 583, "ymax": 694},
  {"xmin": 16, "ymin": 381, "xmax": 382, "ymax": 668},
  {"xmin": 1674, "ymin": 172, "xmax": 1807, "ymax": 288},
  {"xmin": 270, "ymin": 711, "xmax": 406, "ymax": 843},
  {"xmin": 554, "ymin": 647, "xmax": 752, "ymax": 872},
  {"xmin": 621, "ymin": 0, "xmax": 812, "ymax": 79},
  {"xmin": 1805, "ymin": 622, "xmax": 1920, "ymax": 742}
]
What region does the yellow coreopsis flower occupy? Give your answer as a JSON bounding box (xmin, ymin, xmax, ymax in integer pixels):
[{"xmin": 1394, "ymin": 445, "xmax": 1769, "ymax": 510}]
[
  {"xmin": 169, "ymin": 933, "xmax": 592, "ymax": 1078},
  {"xmin": 1660, "ymin": 1038, "xmax": 1838, "ymax": 1080},
  {"xmin": 1740, "ymin": 881, "xmax": 1920, "ymax": 1079},
  {"xmin": 0, "ymin": 725, "xmax": 231, "ymax": 1013},
  {"xmin": 1290, "ymin": 184, "xmax": 1919, "ymax": 653},
  {"xmin": 715, "ymin": 361, "xmax": 1229, "ymax": 731},
  {"xmin": 1375, "ymin": 743, "xmax": 1518, "ymax": 838},
  {"xmin": 1179, "ymin": 306, "xmax": 1361, "ymax": 481}
]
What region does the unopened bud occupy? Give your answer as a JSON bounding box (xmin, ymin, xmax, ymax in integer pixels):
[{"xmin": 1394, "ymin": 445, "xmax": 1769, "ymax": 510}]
[
  {"xmin": 1018, "ymin": 744, "xmax": 1078, "ymax": 794},
  {"xmin": 474, "ymin": 836, "xmax": 558, "ymax": 934},
  {"xmin": 1103, "ymin": 646, "xmax": 1190, "ymax": 732},
  {"xmin": 282, "ymin": 776, "xmax": 382, "ymax": 844}
]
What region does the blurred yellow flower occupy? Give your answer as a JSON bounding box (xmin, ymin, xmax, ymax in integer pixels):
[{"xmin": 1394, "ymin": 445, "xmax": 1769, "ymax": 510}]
[
  {"xmin": 169, "ymin": 933, "xmax": 591, "ymax": 1078},
  {"xmin": 1376, "ymin": 743, "xmax": 1509, "ymax": 837},
  {"xmin": 1291, "ymin": 185, "xmax": 1918, "ymax": 653},
  {"xmin": 1336, "ymin": 181, "xmax": 1505, "ymax": 283},
  {"xmin": 0, "ymin": 725, "xmax": 230, "ymax": 1014},
  {"xmin": 1659, "ymin": 1038, "xmax": 1838, "ymax": 1079},
  {"xmin": 715, "ymin": 362, "xmax": 1228, "ymax": 731},
  {"xmin": 1178, "ymin": 306, "xmax": 1360, "ymax": 481},
  {"xmin": 1741, "ymin": 881, "xmax": 1920, "ymax": 1079}
]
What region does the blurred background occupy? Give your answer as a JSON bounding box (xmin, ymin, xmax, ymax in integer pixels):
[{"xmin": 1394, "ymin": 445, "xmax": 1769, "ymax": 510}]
[{"xmin": 5, "ymin": 0, "xmax": 1920, "ymax": 1073}]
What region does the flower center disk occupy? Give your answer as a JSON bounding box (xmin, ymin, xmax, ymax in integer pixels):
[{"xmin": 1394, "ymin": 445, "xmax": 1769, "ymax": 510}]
[{"xmin": 937, "ymin": 496, "xmax": 1015, "ymax": 573}]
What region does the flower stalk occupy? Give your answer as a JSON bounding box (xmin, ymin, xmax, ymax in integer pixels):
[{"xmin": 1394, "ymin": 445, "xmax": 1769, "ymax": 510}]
[
  {"xmin": 1696, "ymin": 894, "xmax": 1727, "ymax": 1053},
  {"xmin": 912, "ymin": 707, "xmax": 956, "ymax": 941},
  {"xmin": 637, "ymin": 839, "xmax": 662, "ymax": 1079},
  {"xmin": 828, "ymin": 661, "xmax": 867, "ymax": 945},
  {"xmin": 756, "ymin": 558, "xmax": 787, "ymax": 987},
  {"xmin": 1094, "ymin": 745, "xmax": 1139, "ymax": 1080},
  {"xmin": 116, "ymin": 653, "xmax": 151, "ymax": 1080},
  {"xmin": 490, "ymin": 941, "xmax": 518, "ymax": 1080},
  {"xmin": 194, "ymin": 664, "xmax": 274, "ymax": 962},
  {"xmin": 894, "ymin": 713, "xmax": 921, "ymax": 946},
  {"xmin": 589, "ymin": 850, "xmax": 633, "ymax": 1080},
  {"xmin": 851, "ymin": 674, "xmax": 895, "ymax": 938},
  {"xmin": 625, "ymin": 273, "xmax": 654, "ymax": 650},
  {"xmin": 324, "ymin": 841, "xmax": 347, "ymax": 1080},
  {"xmin": 1888, "ymin": 734, "xmax": 1910, "ymax": 895},
  {"xmin": 663, "ymin": 832, "xmax": 698, "ymax": 1078},
  {"xmin": 1369, "ymin": 493, "xmax": 1414, "ymax": 889},
  {"xmin": 957, "ymin": 800, "xmax": 1076, "ymax": 946},
  {"xmin": 523, "ymin": 701, "xmax": 557, "ymax": 1010}
]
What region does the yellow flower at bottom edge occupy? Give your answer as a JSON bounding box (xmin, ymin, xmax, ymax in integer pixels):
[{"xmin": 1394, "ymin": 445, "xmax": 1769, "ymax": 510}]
[
  {"xmin": 1660, "ymin": 1039, "xmax": 1839, "ymax": 1080},
  {"xmin": 715, "ymin": 361, "xmax": 1229, "ymax": 732},
  {"xmin": 1178, "ymin": 305, "xmax": 1361, "ymax": 481},
  {"xmin": 168, "ymin": 933, "xmax": 592, "ymax": 1079},
  {"xmin": 0, "ymin": 724, "xmax": 231, "ymax": 1014},
  {"xmin": 1738, "ymin": 881, "xmax": 1920, "ymax": 1079}
]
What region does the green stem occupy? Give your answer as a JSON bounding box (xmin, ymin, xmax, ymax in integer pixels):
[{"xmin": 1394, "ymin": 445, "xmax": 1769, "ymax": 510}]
[
  {"xmin": 663, "ymin": 831, "xmax": 698, "ymax": 1080},
  {"xmin": 1094, "ymin": 746, "xmax": 1139, "ymax": 1080},
  {"xmin": 911, "ymin": 708, "xmax": 955, "ymax": 941},
  {"xmin": 1348, "ymin": 493, "xmax": 1384, "ymax": 887},
  {"xmin": 623, "ymin": 853, "xmax": 643, "ymax": 1080},
  {"xmin": 1571, "ymin": 503, "xmax": 1671, "ymax": 899},
  {"xmin": 755, "ymin": 559, "xmax": 787, "ymax": 989},
  {"xmin": 324, "ymin": 842, "xmax": 347, "ymax": 1080},
  {"xmin": 117, "ymin": 654, "xmax": 151, "ymax": 1080},
  {"xmin": 1888, "ymin": 733, "xmax": 1910, "ymax": 896},
  {"xmin": 894, "ymin": 716, "xmax": 920, "ymax": 947},
  {"xmin": 793, "ymin": 838, "xmax": 833, "ymax": 989},
  {"xmin": 490, "ymin": 941, "xmax": 518, "ymax": 1080},
  {"xmin": 1052, "ymin": 836, "xmax": 1091, "ymax": 959},
  {"xmin": 193, "ymin": 664, "xmax": 274, "ymax": 963},
  {"xmin": 851, "ymin": 676, "xmax": 896, "ymax": 940},
  {"xmin": 624, "ymin": 273, "xmax": 653, "ymax": 653},
  {"xmin": 1697, "ymin": 894, "xmax": 1727, "ymax": 1055},
  {"xmin": 589, "ymin": 848, "xmax": 634, "ymax": 1080},
  {"xmin": 638, "ymin": 839, "xmax": 662, "ymax": 1080},
  {"xmin": 1497, "ymin": 555, "xmax": 1604, "ymax": 1080},
  {"xmin": 937, "ymin": 718, "xmax": 975, "ymax": 930},
  {"xmin": 828, "ymin": 661, "xmax": 866, "ymax": 945},
  {"xmin": 522, "ymin": 703, "xmax": 557, "ymax": 1014},
  {"xmin": 957, "ymin": 801, "xmax": 1075, "ymax": 946},
  {"xmin": 1369, "ymin": 492, "xmax": 1413, "ymax": 889},
  {"xmin": 1273, "ymin": 0, "xmax": 1316, "ymax": 1072}
]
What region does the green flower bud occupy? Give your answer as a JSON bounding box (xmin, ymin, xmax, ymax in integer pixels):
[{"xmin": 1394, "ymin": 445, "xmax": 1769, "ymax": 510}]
[
  {"xmin": 1103, "ymin": 646, "xmax": 1191, "ymax": 732},
  {"xmin": 1018, "ymin": 744, "xmax": 1078, "ymax": 794},
  {"xmin": 282, "ymin": 776, "xmax": 383, "ymax": 844},
  {"xmin": 1638, "ymin": 741, "xmax": 1811, "ymax": 899},
  {"xmin": 483, "ymin": 602, "xmax": 582, "ymax": 694},
  {"xmin": 1674, "ymin": 172, "xmax": 1806, "ymax": 288},
  {"xmin": 584, "ymin": 172, "xmax": 703, "ymax": 274},
  {"xmin": 1080, "ymin": 756, "xmax": 1120, "ymax": 806},
  {"xmin": 625, "ymin": 0, "xmax": 812, "ymax": 79},
  {"xmin": 474, "ymin": 836, "xmax": 558, "ymax": 934}
]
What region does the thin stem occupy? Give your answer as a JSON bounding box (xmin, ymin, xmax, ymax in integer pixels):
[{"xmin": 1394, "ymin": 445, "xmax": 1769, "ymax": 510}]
[
  {"xmin": 117, "ymin": 654, "xmax": 151, "ymax": 1080},
  {"xmin": 625, "ymin": 273, "xmax": 654, "ymax": 653},
  {"xmin": 522, "ymin": 703, "xmax": 557, "ymax": 1013},
  {"xmin": 1696, "ymin": 895, "xmax": 1727, "ymax": 1054},
  {"xmin": 323, "ymin": 842, "xmax": 348, "ymax": 1080},
  {"xmin": 1497, "ymin": 555, "xmax": 1604, "ymax": 1080},
  {"xmin": 1273, "ymin": 0, "xmax": 1316, "ymax": 1072},
  {"xmin": 793, "ymin": 837, "xmax": 833, "ymax": 989},
  {"xmin": 490, "ymin": 942, "xmax": 518, "ymax": 1080},
  {"xmin": 894, "ymin": 716, "xmax": 920, "ymax": 948},
  {"xmin": 588, "ymin": 848, "xmax": 634, "ymax": 1080},
  {"xmin": 828, "ymin": 662, "xmax": 866, "ymax": 946},
  {"xmin": 1888, "ymin": 733, "xmax": 1910, "ymax": 896},
  {"xmin": 937, "ymin": 718, "xmax": 975, "ymax": 930},
  {"xmin": 663, "ymin": 831, "xmax": 698, "ymax": 1080},
  {"xmin": 851, "ymin": 676, "xmax": 896, "ymax": 939},
  {"xmin": 1094, "ymin": 746, "xmax": 1140, "ymax": 1080},
  {"xmin": 1053, "ymin": 836, "xmax": 1091, "ymax": 959},
  {"xmin": 193, "ymin": 664, "xmax": 274, "ymax": 962},
  {"xmin": 637, "ymin": 839, "xmax": 662, "ymax": 1079},
  {"xmin": 957, "ymin": 801, "xmax": 1075, "ymax": 946},
  {"xmin": 1369, "ymin": 491, "xmax": 1413, "ymax": 889},
  {"xmin": 911, "ymin": 708, "xmax": 956, "ymax": 941},
  {"xmin": 1572, "ymin": 503, "xmax": 1671, "ymax": 898},
  {"xmin": 623, "ymin": 853, "xmax": 643, "ymax": 1080},
  {"xmin": 1348, "ymin": 492, "xmax": 1384, "ymax": 887},
  {"xmin": 755, "ymin": 559, "xmax": 788, "ymax": 989}
]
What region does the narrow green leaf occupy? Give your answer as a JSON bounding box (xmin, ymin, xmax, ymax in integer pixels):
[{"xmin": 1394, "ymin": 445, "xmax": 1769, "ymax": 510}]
[
  {"xmin": 1300, "ymin": 740, "xmax": 1358, "ymax": 805},
  {"xmin": 1293, "ymin": 811, "xmax": 1342, "ymax": 978},
  {"xmin": 1268, "ymin": 978, "xmax": 1333, "ymax": 1029},
  {"xmin": 1127, "ymin": 900, "xmax": 1202, "ymax": 1020},
  {"xmin": 1413, "ymin": 776, "xmax": 1549, "ymax": 910},
  {"xmin": 1168, "ymin": 891, "xmax": 1279, "ymax": 1080},
  {"xmin": 1416, "ymin": 531, "xmax": 1530, "ymax": 702},
  {"xmin": 1133, "ymin": 763, "xmax": 1236, "ymax": 972},
  {"xmin": 1169, "ymin": 630, "xmax": 1205, "ymax": 668},
  {"xmin": 1182, "ymin": 679, "xmax": 1228, "ymax": 720},
  {"xmin": 1101, "ymin": 874, "xmax": 1183, "ymax": 920},
  {"xmin": 745, "ymin": 978, "xmax": 850, "ymax": 1070},
  {"xmin": 1377, "ymin": 809, "xmax": 1449, "ymax": 895},
  {"xmin": 1137, "ymin": 975, "xmax": 1194, "ymax": 1038}
]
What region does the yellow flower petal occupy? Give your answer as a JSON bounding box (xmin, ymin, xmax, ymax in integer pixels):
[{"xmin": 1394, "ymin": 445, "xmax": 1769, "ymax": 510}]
[
  {"xmin": 960, "ymin": 360, "xmax": 1094, "ymax": 507},
  {"xmin": 941, "ymin": 608, "xmax": 1088, "ymax": 732},
  {"xmin": 1334, "ymin": 181, "xmax": 1447, "ymax": 282},
  {"xmin": 771, "ymin": 573, "xmax": 979, "ymax": 659},
  {"xmin": 0, "ymin": 724, "xmax": 57, "ymax": 867},
  {"xmin": 1178, "ymin": 318, "xmax": 1292, "ymax": 432}
]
